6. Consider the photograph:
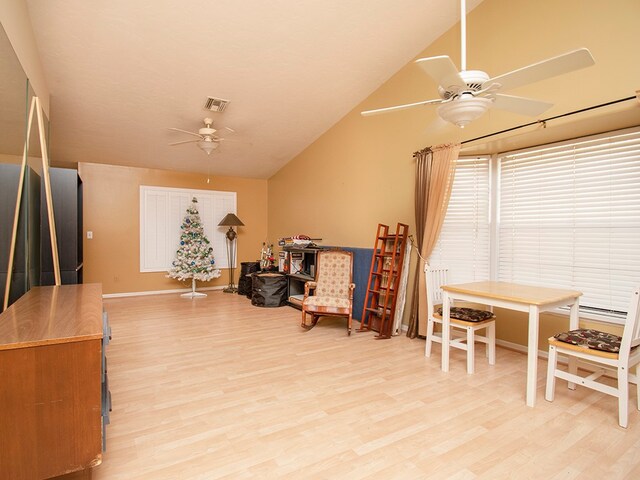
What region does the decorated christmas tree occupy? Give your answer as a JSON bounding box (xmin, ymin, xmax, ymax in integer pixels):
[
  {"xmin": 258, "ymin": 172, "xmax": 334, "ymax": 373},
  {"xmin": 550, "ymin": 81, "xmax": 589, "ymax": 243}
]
[{"xmin": 167, "ymin": 197, "xmax": 220, "ymax": 297}]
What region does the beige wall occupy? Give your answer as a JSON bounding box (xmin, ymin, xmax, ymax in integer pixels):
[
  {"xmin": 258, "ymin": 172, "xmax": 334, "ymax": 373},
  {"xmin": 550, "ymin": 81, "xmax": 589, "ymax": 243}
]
[
  {"xmin": 0, "ymin": 0, "xmax": 50, "ymax": 115},
  {"xmin": 80, "ymin": 162, "xmax": 267, "ymax": 295},
  {"xmin": 267, "ymin": 0, "xmax": 640, "ymax": 344},
  {"xmin": 497, "ymin": 309, "xmax": 624, "ymax": 353}
]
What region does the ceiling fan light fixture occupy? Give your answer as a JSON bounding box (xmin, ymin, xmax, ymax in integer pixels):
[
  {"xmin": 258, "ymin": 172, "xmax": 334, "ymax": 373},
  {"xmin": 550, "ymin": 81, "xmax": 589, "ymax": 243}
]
[
  {"xmin": 197, "ymin": 139, "xmax": 219, "ymax": 155},
  {"xmin": 437, "ymin": 95, "xmax": 493, "ymax": 128}
]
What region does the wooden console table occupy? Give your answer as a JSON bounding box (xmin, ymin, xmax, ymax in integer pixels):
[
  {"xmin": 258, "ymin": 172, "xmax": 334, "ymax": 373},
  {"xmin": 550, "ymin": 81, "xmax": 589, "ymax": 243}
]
[{"xmin": 0, "ymin": 284, "xmax": 107, "ymax": 479}]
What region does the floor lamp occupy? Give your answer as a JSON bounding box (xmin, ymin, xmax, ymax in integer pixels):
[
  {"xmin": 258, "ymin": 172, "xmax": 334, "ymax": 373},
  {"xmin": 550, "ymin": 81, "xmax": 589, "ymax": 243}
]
[{"xmin": 218, "ymin": 213, "xmax": 244, "ymax": 293}]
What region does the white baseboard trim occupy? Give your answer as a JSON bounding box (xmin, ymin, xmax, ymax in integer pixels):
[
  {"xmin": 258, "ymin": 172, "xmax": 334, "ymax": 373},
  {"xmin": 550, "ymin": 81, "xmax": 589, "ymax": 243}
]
[
  {"xmin": 103, "ymin": 285, "xmax": 226, "ymax": 299},
  {"xmin": 496, "ymin": 338, "xmax": 553, "ymax": 360}
]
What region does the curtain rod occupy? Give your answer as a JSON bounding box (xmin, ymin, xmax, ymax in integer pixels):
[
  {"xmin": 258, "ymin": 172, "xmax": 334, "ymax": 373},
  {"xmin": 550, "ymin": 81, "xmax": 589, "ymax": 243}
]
[
  {"xmin": 412, "ymin": 146, "xmax": 432, "ymax": 158},
  {"xmin": 460, "ymin": 95, "xmax": 636, "ymax": 145}
]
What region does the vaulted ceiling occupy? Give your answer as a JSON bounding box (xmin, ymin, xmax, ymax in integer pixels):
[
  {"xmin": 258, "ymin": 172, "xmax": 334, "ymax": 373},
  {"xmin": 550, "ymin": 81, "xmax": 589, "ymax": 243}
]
[{"xmin": 24, "ymin": 0, "xmax": 483, "ymax": 179}]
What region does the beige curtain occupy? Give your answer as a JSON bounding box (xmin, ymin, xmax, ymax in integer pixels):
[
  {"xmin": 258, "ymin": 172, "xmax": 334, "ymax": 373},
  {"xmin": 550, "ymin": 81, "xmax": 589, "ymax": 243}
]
[{"xmin": 406, "ymin": 143, "xmax": 460, "ymax": 338}]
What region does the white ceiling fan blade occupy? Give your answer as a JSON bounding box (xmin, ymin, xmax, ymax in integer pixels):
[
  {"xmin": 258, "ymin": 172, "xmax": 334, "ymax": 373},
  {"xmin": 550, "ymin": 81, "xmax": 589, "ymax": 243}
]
[
  {"xmin": 414, "ymin": 55, "xmax": 466, "ymax": 91},
  {"xmin": 218, "ymin": 138, "xmax": 253, "ymax": 146},
  {"xmin": 492, "ymin": 94, "xmax": 554, "ymax": 116},
  {"xmin": 168, "ymin": 139, "xmax": 199, "ymax": 146},
  {"xmin": 361, "ymin": 98, "xmax": 444, "ymax": 117},
  {"xmin": 223, "ymin": 126, "xmax": 236, "ymax": 134},
  {"xmin": 485, "ymin": 48, "xmax": 595, "ymax": 92},
  {"xmin": 168, "ymin": 127, "xmax": 203, "ymax": 139}
]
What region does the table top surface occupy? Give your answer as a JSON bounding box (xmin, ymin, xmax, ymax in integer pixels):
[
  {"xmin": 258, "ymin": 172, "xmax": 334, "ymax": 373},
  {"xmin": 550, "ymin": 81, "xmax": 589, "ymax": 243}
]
[
  {"xmin": 0, "ymin": 284, "xmax": 103, "ymax": 351},
  {"xmin": 442, "ymin": 281, "xmax": 582, "ymax": 306}
]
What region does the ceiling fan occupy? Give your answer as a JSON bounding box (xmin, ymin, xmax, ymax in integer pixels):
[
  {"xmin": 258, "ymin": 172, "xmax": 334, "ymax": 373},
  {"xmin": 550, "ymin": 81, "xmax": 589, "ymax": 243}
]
[
  {"xmin": 361, "ymin": 0, "xmax": 595, "ymax": 128},
  {"xmin": 168, "ymin": 117, "xmax": 235, "ymax": 155}
]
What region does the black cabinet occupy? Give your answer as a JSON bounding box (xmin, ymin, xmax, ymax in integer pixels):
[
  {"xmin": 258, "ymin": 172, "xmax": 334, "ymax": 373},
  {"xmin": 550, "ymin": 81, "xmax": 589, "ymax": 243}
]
[
  {"xmin": 40, "ymin": 167, "xmax": 83, "ymax": 285},
  {"xmin": 1, "ymin": 165, "xmax": 82, "ymax": 308},
  {"xmin": 0, "ymin": 164, "xmax": 40, "ymax": 308}
]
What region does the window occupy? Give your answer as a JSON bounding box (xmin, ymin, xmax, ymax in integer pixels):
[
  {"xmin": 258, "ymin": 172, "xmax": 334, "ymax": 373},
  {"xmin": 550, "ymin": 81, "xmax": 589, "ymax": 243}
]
[
  {"xmin": 435, "ymin": 127, "xmax": 640, "ymax": 319},
  {"xmin": 140, "ymin": 186, "xmax": 236, "ymax": 272},
  {"xmin": 429, "ymin": 155, "xmax": 491, "ymax": 284},
  {"xmin": 498, "ymin": 128, "xmax": 640, "ymax": 317}
]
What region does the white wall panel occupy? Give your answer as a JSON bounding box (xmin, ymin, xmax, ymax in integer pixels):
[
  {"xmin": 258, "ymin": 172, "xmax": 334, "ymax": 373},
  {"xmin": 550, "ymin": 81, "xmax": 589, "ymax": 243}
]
[{"xmin": 140, "ymin": 186, "xmax": 236, "ymax": 272}]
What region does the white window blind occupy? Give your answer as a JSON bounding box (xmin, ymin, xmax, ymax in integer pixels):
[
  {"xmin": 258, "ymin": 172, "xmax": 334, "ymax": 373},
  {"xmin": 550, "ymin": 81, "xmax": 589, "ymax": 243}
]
[
  {"xmin": 429, "ymin": 156, "xmax": 491, "ymax": 283},
  {"xmin": 140, "ymin": 186, "xmax": 237, "ymax": 272},
  {"xmin": 498, "ymin": 128, "xmax": 640, "ymax": 315}
]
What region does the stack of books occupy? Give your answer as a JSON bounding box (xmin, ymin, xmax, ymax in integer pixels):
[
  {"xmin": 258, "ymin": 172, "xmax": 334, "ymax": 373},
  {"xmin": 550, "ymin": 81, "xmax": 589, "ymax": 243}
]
[{"xmin": 278, "ymin": 235, "xmax": 318, "ymax": 248}]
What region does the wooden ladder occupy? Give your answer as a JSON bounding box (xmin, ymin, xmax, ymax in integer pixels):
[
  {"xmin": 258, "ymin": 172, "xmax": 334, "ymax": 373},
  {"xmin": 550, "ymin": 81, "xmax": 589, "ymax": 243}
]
[{"xmin": 359, "ymin": 223, "xmax": 409, "ymax": 339}]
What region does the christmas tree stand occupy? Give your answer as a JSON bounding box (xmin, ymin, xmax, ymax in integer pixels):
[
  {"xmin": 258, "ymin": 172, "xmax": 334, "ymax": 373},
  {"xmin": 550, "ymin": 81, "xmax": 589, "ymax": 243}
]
[{"xmin": 181, "ymin": 278, "xmax": 207, "ymax": 298}]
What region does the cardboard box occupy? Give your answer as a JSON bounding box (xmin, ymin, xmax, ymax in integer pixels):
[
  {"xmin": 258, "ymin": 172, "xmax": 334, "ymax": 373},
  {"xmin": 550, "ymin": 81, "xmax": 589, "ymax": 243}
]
[
  {"xmin": 290, "ymin": 252, "xmax": 304, "ymax": 275},
  {"xmin": 278, "ymin": 251, "xmax": 289, "ymax": 273}
]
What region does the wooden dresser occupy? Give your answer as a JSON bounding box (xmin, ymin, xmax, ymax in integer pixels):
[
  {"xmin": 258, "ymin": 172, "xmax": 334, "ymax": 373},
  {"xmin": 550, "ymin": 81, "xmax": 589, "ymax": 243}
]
[{"xmin": 0, "ymin": 284, "xmax": 109, "ymax": 479}]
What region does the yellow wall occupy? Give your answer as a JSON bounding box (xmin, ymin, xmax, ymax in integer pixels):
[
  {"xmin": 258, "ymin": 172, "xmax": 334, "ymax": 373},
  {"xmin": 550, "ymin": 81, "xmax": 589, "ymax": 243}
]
[
  {"xmin": 496, "ymin": 309, "xmax": 624, "ymax": 352},
  {"xmin": 267, "ymin": 0, "xmax": 640, "ymax": 345},
  {"xmin": 79, "ymin": 162, "xmax": 267, "ymax": 295},
  {"xmin": 0, "ymin": 0, "xmax": 50, "ymax": 115}
]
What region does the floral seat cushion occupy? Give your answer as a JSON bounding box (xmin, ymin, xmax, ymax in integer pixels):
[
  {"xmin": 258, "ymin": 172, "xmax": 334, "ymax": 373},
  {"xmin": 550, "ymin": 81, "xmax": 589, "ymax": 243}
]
[
  {"xmin": 436, "ymin": 306, "xmax": 495, "ymax": 322},
  {"xmin": 304, "ymin": 296, "xmax": 351, "ymax": 309},
  {"xmin": 553, "ymin": 328, "xmax": 622, "ymax": 353}
]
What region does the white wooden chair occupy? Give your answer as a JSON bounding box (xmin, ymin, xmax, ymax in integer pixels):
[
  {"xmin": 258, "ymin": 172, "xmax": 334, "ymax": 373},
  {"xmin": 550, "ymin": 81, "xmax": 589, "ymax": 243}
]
[
  {"xmin": 545, "ymin": 286, "xmax": 640, "ymax": 428},
  {"xmin": 424, "ymin": 264, "xmax": 496, "ymax": 374}
]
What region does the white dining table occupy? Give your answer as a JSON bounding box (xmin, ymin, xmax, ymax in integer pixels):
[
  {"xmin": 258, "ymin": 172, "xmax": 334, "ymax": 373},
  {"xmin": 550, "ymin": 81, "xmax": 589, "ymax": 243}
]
[{"xmin": 441, "ymin": 281, "xmax": 582, "ymax": 407}]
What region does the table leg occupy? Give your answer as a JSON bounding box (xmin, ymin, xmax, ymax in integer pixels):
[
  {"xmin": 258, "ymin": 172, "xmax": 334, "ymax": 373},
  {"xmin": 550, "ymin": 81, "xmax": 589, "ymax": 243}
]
[
  {"xmin": 569, "ymin": 297, "xmax": 580, "ymax": 329},
  {"xmin": 442, "ymin": 293, "xmax": 451, "ymax": 372},
  {"xmin": 567, "ymin": 297, "xmax": 580, "ymax": 389},
  {"xmin": 526, "ymin": 305, "xmax": 540, "ymax": 407}
]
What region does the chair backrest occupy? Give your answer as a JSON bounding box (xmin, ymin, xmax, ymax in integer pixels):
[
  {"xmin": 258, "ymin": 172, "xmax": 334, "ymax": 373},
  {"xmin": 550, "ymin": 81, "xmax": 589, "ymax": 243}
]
[
  {"xmin": 620, "ymin": 286, "xmax": 640, "ymax": 360},
  {"xmin": 424, "ymin": 264, "xmax": 449, "ymax": 318},
  {"xmin": 314, "ymin": 249, "xmax": 353, "ymax": 299}
]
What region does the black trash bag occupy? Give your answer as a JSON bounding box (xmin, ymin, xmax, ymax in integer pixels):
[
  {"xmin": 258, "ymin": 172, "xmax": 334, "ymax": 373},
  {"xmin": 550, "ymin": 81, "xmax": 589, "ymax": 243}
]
[
  {"xmin": 251, "ymin": 273, "xmax": 288, "ymax": 307},
  {"xmin": 238, "ymin": 261, "xmax": 261, "ymax": 296}
]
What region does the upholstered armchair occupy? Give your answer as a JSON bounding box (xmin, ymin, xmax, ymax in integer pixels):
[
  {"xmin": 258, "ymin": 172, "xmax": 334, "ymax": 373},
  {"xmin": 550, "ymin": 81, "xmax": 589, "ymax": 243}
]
[{"xmin": 301, "ymin": 249, "xmax": 355, "ymax": 335}]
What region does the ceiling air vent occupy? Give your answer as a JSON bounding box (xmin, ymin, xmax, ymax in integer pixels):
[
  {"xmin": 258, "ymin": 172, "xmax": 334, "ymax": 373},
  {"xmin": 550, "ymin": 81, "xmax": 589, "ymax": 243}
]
[{"xmin": 204, "ymin": 97, "xmax": 230, "ymax": 112}]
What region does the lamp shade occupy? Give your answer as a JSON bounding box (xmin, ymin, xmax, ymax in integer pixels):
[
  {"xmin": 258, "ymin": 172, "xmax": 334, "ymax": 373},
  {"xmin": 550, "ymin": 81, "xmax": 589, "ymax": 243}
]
[
  {"xmin": 197, "ymin": 139, "xmax": 219, "ymax": 155},
  {"xmin": 437, "ymin": 94, "xmax": 492, "ymax": 128},
  {"xmin": 218, "ymin": 213, "xmax": 244, "ymax": 227}
]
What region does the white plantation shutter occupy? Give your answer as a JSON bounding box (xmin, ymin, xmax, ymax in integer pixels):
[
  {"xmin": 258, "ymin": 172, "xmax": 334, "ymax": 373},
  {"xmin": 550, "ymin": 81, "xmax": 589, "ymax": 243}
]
[
  {"xmin": 140, "ymin": 186, "xmax": 237, "ymax": 272},
  {"xmin": 429, "ymin": 156, "xmax": 491, "ymax": 284},
  {"xmin": 498, "ymin": 127, "xmax": 640, "ymax": 315}
]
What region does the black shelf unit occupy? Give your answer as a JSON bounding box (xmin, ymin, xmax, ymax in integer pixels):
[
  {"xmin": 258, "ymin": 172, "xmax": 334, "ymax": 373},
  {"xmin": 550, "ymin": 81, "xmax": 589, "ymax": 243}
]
[{"xmin": 282, "ymin": 246, "xmax": 323, "ymax": 309}]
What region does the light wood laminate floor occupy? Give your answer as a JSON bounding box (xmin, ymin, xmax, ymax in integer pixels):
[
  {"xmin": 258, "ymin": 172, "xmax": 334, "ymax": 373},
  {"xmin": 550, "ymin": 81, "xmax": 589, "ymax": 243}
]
[{"xmin": 90, "ymin": 291, "xmax": 640, "ymax": 479}]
